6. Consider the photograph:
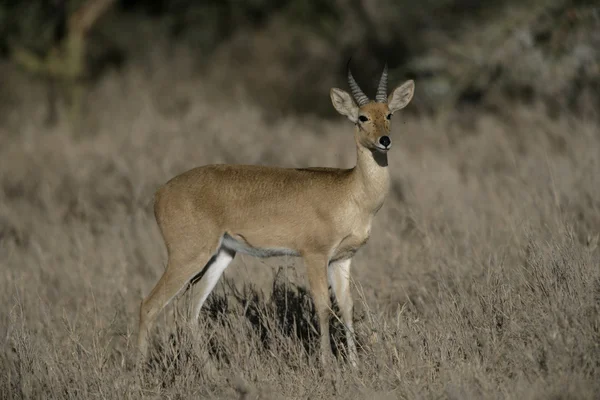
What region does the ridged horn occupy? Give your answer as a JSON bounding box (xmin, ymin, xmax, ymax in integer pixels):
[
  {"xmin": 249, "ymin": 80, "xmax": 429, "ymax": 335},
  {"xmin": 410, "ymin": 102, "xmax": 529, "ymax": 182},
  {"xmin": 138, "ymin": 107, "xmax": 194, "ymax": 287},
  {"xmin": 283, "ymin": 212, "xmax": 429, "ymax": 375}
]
[
  {"xmin": 347, "ymin": 59, "xmax": 370, "ymax": 106},
  {"xmin": 375, "ymin": 63, "xmax": 388, "ymax": 103}
]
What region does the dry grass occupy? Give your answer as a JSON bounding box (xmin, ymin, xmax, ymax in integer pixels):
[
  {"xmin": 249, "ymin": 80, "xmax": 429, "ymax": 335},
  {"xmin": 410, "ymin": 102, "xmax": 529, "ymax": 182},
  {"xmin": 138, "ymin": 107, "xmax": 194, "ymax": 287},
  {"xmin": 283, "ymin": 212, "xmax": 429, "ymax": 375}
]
[{"xmin": 1, "ymin": 47, "xmax": 599, "ymax": 399}]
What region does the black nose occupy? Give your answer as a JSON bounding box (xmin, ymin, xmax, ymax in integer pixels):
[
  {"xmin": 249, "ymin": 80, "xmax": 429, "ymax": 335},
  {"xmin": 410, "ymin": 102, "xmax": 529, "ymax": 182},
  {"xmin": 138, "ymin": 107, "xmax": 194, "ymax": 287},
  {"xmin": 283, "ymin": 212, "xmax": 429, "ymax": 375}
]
[{"xmin": 379, "ymin": 136, "xmax": 391, "ymax": 147}]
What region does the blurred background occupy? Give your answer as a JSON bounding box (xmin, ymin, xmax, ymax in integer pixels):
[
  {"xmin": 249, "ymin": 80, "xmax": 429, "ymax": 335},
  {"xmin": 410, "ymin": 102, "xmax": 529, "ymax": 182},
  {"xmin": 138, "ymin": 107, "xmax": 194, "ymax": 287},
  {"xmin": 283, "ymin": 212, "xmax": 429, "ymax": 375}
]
[{"xmin": 1, "ymin": 0, "xmax": 598, "ymax": 121}]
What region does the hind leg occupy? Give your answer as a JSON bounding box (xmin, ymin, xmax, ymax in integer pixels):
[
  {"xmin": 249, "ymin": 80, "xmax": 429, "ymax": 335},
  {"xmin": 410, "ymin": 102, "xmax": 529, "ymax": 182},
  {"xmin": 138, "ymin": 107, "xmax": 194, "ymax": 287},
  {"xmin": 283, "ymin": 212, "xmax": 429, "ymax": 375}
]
[
  {"xmin": 137, "ymin": 239, "xmax": 221, "ymax": 364},
  {"xmin": 190, "ymin": 246, "xmax": 236, "ymax": 321}
]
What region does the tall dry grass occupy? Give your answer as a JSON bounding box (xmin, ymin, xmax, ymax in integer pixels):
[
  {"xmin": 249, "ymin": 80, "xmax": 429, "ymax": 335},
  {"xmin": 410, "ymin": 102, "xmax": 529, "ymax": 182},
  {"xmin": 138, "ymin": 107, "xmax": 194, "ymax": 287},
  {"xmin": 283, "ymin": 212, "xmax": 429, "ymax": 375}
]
[{"xmin": 0, "ymin": 46, "xmax": 599, "ymax": 399}]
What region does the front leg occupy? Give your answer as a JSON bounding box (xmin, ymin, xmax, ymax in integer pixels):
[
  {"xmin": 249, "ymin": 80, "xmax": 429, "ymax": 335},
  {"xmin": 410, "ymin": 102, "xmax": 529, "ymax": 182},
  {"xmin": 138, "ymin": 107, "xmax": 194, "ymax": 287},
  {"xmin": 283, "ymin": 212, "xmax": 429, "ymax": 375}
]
[
  {"xmin": 328, "ymin": 258, "xmax": 358, "ymax": 367},
  {"xmin": 303, "ymin": 253, "xmax": 333, "ymax": 367}
]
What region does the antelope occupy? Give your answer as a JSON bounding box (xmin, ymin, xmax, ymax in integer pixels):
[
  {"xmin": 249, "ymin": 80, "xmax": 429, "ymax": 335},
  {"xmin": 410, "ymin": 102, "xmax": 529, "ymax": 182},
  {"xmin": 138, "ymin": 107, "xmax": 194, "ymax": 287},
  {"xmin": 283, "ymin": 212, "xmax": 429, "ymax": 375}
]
[{"xmin": 137, "ymin": 63, "xmax": 415, "ymax": 368}]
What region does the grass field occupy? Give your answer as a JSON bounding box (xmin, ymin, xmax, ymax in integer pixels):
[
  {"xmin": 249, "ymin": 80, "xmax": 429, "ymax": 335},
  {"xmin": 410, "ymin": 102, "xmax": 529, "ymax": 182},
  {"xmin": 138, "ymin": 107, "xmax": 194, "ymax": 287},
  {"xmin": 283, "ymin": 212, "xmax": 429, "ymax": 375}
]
[{"xmin": 1, "ymin": 50, "xmax": 599, "ymax": 399}]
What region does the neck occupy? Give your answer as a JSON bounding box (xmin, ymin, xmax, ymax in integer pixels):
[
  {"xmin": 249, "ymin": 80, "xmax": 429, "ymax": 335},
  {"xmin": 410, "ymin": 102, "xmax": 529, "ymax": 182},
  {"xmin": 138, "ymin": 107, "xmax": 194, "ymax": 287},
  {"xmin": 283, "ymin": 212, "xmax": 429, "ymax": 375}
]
[{"xmin": 351, "ymin": 131, "xmax": 391, "ymax": 213}]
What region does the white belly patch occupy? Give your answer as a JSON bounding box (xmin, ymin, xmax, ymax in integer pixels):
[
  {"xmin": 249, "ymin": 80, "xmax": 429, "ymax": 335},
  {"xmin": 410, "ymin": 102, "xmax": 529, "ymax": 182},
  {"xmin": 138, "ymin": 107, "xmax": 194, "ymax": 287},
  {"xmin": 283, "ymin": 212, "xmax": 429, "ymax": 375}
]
[{"xmin": 221, "ymin": 233, "xmax": 300, "ymax": 258}]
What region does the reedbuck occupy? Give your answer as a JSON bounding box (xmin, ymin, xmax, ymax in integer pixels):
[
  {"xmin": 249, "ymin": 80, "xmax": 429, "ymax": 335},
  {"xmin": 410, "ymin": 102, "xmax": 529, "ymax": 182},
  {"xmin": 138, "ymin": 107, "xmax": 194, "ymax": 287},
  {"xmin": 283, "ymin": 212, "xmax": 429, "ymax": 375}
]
[{"xmin": 137, "ymin": 63, "xmax": 415, "ymax": 367}]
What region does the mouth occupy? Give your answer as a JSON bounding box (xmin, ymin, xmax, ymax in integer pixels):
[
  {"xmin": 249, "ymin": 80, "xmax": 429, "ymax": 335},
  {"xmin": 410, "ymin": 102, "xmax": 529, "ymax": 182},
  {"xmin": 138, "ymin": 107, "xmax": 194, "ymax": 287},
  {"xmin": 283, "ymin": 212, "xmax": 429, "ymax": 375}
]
[{"xmin": 374, "ymin": 144, "xmax": 391, "ymax": 153}]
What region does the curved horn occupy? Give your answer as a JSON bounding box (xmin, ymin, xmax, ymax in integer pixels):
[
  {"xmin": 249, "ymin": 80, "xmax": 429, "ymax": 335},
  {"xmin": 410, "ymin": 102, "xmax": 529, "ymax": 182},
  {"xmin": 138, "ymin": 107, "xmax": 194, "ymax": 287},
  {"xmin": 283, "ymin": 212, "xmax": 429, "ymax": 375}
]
[
  {"xmin": 375, "ymin": 63, "xmax": 388, "ymax": 103},
  {"xmin": 347, "ymin": 59, "xmax": 370, "ymax": 106}
]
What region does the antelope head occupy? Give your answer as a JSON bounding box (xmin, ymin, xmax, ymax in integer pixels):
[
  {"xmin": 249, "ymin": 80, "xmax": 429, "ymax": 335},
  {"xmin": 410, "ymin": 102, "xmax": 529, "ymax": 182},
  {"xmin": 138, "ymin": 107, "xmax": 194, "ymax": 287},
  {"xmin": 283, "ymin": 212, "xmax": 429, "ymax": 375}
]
[{"xmin": 330, "ymin": 62, "xmax": 415, "ymax": 153}]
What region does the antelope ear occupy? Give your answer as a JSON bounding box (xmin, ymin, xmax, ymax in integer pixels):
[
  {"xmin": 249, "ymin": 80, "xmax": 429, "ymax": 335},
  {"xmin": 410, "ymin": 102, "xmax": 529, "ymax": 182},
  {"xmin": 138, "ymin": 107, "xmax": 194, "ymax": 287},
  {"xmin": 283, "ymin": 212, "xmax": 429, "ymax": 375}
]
[
  {"xmin": 388, "ymin": 80, "xmax": 415, "ymax": 114},
  {"xmin": 330, "ymin": 88, "xmax": 359, "ymax": 123}
]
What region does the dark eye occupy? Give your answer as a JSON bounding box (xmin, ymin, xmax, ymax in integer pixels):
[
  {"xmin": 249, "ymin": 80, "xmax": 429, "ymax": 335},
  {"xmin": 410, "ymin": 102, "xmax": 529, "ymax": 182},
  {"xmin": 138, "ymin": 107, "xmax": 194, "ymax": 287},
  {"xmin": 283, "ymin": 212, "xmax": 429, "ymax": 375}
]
[
  {"xmin": 358, "ymin": 115, "xmax": 369, "ymax": 122},
  {"xmin": 386, "ymin": 114, "xmax": 392, "ymax": 120}
]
